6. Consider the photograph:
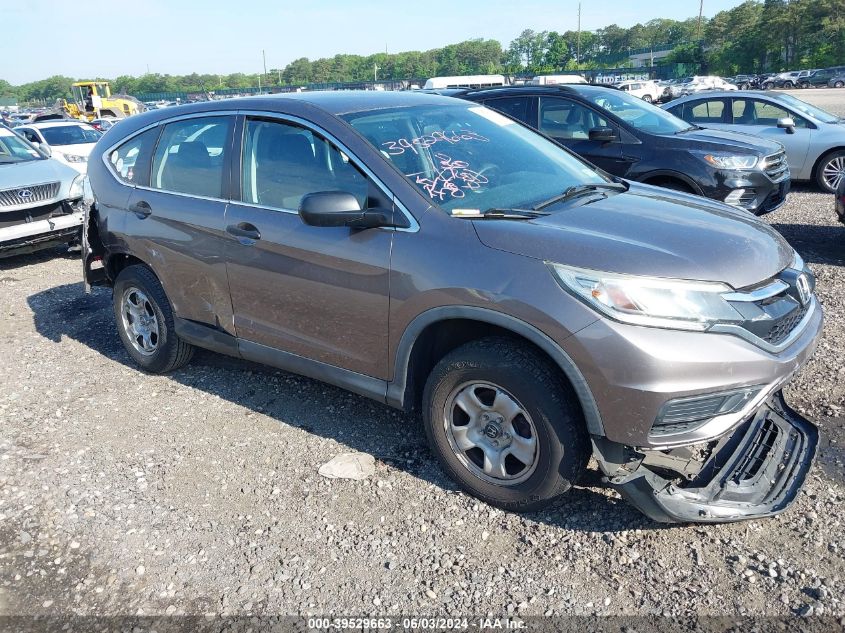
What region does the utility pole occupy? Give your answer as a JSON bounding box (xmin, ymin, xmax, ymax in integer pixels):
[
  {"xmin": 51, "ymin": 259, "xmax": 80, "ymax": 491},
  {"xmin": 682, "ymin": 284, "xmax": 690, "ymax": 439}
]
[
  {"xmin": 697, "ymin": 0, "xmax": 704, "ymax": 39},
  {"xmin": 262, "ymin": 49, "xmax": 268, "ymax": 91},
  {"xmin": 374, "ymin": 63, "xmax": 379, "ymax": 82},
  {"xmin": 576, "ymin": 2, "xmax": 581, "ymax": 64}
]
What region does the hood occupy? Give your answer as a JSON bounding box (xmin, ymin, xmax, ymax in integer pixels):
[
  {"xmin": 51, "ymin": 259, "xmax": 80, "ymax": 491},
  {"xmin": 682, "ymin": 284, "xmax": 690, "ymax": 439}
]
[
  {"xmin": 668, "ymin": 127, "xmax": 783, "ymax": 155},
  {"xmin": 473, "ymin": 182, "xmax": 793, "ymax": 289},
  {"xmin": 0, "ymin": 157, "xmax": 78, "ymax": 191}
]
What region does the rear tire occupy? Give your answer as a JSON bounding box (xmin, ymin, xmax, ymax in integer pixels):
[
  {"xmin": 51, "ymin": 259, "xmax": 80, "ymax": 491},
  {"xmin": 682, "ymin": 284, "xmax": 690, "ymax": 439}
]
[
  {"xmin": 783, "ymin": 81, "xmax": 794, "ymax": 89},
  {"xmin": 642, "ymin": 94, "xmax": 653, "ymax": 103},
  {"xmin": 421, "ymin": 337, "xmax": 589, "ymax": 512},
  {"xmin": 815, "ymin": 150, "xmax": 845, "ymax": 193},
  {"xmin": 113, "ymin": 265, "xmax": 194, "ymax": 373},
  {"xmin": 834, "ymin": 81, "xmax": 845, "ymax": 89}
]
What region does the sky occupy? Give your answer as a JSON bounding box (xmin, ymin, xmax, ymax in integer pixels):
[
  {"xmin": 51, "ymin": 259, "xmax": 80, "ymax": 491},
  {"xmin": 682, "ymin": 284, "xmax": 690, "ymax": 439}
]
[{"xmin": 2, "ymin": 0, "xmax": 744, "ymax": 85}]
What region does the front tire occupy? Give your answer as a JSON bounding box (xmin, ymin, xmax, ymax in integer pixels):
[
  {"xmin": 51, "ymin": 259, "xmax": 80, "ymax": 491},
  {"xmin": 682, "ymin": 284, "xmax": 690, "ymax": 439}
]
[
  {"xmin": 113, "ymin": 265, "xmax": 194, "ymax": 373},
  {"xmin": 642, "ymin": 94, "xmax": 653, "ymax": 103},
  {"xmin": 816, "ymin": 150, "xmax": 845, "ymax": 193},
  {"xmin": 421, "ymin": 338, "xmax": 589, "ymax": 512}
]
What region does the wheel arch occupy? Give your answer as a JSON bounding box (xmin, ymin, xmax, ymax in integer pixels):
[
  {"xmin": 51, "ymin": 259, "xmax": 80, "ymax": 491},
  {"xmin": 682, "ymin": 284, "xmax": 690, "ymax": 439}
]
[
  {"xmin": 637, "ymin": 170, "xmax": 702, "ymax": 194},
  {"xmin": 387, "ymin": 306, "xmax": 604, "ymax": 436},
  {"xmin": 811, "ymin": 146, "xmax": 845, "ymax": 185}
]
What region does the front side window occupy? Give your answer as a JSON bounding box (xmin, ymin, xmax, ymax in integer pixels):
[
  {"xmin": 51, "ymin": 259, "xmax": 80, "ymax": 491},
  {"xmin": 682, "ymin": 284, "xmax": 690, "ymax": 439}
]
[
  {"xmin": 539, "ymin": 97, "xmax": 610, "ymax": 139},
  {"xmin": 585, "ymin": 89, "xmax": 692, "ymax": 134},
  {"xmin": 342, "ymin": 103, "xmax": 609, "ymax": 213},
  {"xmin": 151, "ymin": 116, "xmax": 232, "ymax": 198},
  {"xmin": 108, "ymin": 126, "xmax": 161, "ymax": 185},
  {"xmin": 241, "ymin": 118, "xmax": 369, "ymax": 210},
  {"xmin": 19, "ymin": 128, "xmax": 41, "ymax": 145},
  {"xmin": 40, "ymin": 125, "xmax": 101, "ymax": 146},
  {"xmin": 731, "ymin": 99, "xmax": 809, "ymax": 128}
]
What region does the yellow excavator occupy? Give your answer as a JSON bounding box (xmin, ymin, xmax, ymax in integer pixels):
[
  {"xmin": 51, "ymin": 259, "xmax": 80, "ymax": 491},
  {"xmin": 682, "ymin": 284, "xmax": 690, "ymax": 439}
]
[{"xmin": 34, "ymin": 81, "xmax": 146, "ymax": 123}]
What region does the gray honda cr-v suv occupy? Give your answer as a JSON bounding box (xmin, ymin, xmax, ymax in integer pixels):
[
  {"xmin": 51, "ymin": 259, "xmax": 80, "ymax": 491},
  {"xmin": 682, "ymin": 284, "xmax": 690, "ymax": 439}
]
[{"xmin": 83, "ymin": 92, "xmax": 822, "ymax": 523}]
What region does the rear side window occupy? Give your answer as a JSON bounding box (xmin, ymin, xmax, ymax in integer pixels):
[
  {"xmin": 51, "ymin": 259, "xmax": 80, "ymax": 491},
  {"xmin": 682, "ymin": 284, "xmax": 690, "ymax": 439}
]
[
  {"xmin": 686, "ymin": 99, "xmax": 726, "ymax": 124},
  {"xmin": 151, "ymin": 116, "xmax": 232, "ymax": 198},
  {"xmin": 108, "ymin": 127, "xmax": 160, "ymax": 185},
  {"xmin": 241, "ymin": 118, "xmax": 369, "ymax": 210},
  {"xmin": 483, "ymin": 97, "xmax": 533, "ymax": 126}
]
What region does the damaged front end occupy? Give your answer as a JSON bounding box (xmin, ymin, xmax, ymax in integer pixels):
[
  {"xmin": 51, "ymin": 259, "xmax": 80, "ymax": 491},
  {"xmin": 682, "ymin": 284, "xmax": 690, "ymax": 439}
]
[{"xmin": 593, "ymin": 391, "xmax": 818, "ymax": 523}]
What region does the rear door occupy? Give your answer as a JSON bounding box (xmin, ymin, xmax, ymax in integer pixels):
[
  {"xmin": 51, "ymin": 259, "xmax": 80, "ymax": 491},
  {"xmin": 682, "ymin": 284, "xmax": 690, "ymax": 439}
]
[
  {"xmin": 224, "ymin": 115, "xmax": 393, "ymax": 379},
  {"xmin": 125, "ymin": 114, "xmax": 238, "ymax": 333}
]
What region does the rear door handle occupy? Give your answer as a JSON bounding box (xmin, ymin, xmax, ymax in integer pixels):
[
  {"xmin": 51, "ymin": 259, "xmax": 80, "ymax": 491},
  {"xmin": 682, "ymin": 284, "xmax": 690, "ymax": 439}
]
[
  {"xmin": 129, "ymin": 200, "xmax": 152, "ymax": 218},
  {"xmin": 226, "ymin": 222, "xmax": 261, "ymax": 241}
]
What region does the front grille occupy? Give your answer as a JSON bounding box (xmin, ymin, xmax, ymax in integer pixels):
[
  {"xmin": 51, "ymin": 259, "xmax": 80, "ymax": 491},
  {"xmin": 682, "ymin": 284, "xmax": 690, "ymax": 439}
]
[
  {"xmin": 0, "ymin": 182, "xmax": 60, "ymax": 207},
  {"xmin": 764, "ymin": 305, "xmax": 809, "ymax": 346},
  {"xmin": 762, "ymin": 151, "xmax": 789, "ymax": 181},
  {"xmin": 0, "ymin": 201, "xmax": 67, "ymax": 229},
  {"xmin": 730, "ymin": 419, "xmax": 778, "ymax": 483}
]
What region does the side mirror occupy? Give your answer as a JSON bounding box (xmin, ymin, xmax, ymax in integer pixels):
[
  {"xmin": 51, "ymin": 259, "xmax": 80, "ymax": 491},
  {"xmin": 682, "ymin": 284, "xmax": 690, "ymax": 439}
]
[
  {"xmin": 299, "ymin": 191, "xmax": 400, "ymax": 229},
  {"xmin": 588, "ymin": 126, "xmax": 616, "ymax": 142},
  {"xmin": 35, "ymin": 142, "xmax": 52, "ymax": 157},
  {"xmin": 777, "ymin": 117, "xmax": 796, "ymax": 134}
]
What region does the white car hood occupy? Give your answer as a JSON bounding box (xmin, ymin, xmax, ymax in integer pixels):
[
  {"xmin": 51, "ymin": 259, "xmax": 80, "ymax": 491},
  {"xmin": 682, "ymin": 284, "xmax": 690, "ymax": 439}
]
[
  {"xmin": 51, "ymin": 142, "xmax": 96, "ymax": 159},
  {"xmin": 0, "ymin": 157, "xmax": 79, "ymax": 198}
]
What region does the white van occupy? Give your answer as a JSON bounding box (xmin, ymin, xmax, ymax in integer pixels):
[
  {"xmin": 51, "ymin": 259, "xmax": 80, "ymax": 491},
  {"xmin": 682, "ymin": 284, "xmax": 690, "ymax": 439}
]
[
  {"xmin": 423, "ymin": 75, "xmax": 507, "ymax": 90},
  {"xmin": 530, "ymin": 74, "xmax": 587, "ymax": 86}
]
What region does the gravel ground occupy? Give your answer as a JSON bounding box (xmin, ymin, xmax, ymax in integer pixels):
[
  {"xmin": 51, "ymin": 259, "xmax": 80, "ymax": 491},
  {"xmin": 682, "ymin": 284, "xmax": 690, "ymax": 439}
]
[{"xmin": 1, "ymin": 92, "xmax": 844, "ymax": 619}]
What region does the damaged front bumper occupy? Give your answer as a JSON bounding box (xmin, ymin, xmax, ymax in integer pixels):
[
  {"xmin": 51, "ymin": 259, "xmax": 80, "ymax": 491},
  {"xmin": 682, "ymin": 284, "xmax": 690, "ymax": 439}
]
[{"xmin": 593, "ymin": 391, "xmax": 817, "ymax": 523}]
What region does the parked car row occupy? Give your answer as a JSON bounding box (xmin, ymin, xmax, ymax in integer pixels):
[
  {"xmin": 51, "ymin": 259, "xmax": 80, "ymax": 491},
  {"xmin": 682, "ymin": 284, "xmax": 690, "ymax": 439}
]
[{"xmin": 727, "ymin": 66, "xmax": 845, "ymax": 90}]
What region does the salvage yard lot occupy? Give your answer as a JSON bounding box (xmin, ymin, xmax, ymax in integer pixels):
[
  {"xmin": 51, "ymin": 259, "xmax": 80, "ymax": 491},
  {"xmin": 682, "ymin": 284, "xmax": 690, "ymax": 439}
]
[{"xmin": 1, "ymin": 93, "xmax": 844, "ymax": 618}]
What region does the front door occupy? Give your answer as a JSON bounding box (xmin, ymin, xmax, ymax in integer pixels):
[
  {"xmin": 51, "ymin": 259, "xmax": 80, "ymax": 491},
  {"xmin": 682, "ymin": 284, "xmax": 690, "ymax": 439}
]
[
  {"xmin": 537, "ymin": 96, "xmax": 630, "ymax": 176},
  {"xmin": 728, "ymin": 98, "xmax": 813, "ymax": 175},
  {"xmin": 224, "ymin": 116, "xmax": 392, "ymax": 379}
]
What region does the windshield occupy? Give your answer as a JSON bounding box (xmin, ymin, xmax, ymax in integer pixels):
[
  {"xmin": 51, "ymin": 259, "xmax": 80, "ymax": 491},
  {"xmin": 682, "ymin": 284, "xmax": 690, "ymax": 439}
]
[
  {"xmin": 0, "ymin": 127, "xmax": 43, "ymax": 164},
  {"xmin": 342, "ymin": 103, "xmax": 609, "ymax": 212},
  {"xmin": 776, "ymin": 94, "xmax": 841, "ymax": 123},
  {"xmin": 41, "ymin": 125, "xmax": 101, "ymax": 146},
  {"xmin": 584, "ymin": 90, "xmax": 692, "ymax": 134}
]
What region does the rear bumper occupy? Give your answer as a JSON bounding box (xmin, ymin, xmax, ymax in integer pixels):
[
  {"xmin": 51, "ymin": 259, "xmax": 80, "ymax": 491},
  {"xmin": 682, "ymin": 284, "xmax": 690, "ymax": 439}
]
[{"xmin": 598, "ymin": 392, "xmax": 817, "ymax": 523}]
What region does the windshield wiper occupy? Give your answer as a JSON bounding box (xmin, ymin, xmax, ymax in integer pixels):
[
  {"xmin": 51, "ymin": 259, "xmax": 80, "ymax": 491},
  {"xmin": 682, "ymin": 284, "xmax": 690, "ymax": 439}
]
[
  {"xmin": 451, "ymin": 208, "xmax": 550, "ymax": 220},
  {"xmin": 532, "ymin": 182, "xmax": 628, "ymax": 211}
]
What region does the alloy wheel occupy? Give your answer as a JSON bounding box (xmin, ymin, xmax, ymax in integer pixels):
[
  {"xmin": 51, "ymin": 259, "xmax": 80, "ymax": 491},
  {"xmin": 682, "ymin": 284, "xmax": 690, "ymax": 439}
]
[
  {"xmin": 120, "ymin": 287, "xmax": 160, "ymax": 356},
  {"xmin": 443, "ymin": 381, "xmax": 539, "ymax": 486},
  {"xmin": 822, "ymin": 156, "xmax": 845, "ymax": 191}
]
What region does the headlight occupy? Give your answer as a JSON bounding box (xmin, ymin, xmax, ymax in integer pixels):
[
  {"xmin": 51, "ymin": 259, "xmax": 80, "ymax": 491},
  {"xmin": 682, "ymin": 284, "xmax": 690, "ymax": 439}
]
[
  {"xmin": 549, "ymin": 264, "xmax": 744, "ymax": 331},
  {"xmin": 700, "ymin": 153, "xmax": 759, "ymax": 170},
  {"xmin": 69, "ymin": 174, "xmax": 87, "ymax": 199},
  {"xmin": 62, "ymin": 153, "xmax": 88, "ymax": 163}
]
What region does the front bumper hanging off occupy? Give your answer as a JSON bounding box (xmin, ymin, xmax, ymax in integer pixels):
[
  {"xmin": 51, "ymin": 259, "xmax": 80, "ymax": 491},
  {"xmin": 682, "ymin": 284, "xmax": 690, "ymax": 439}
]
[{"xmin": 594, "ymin": 392, "xmax": 818, "ymax": 523}]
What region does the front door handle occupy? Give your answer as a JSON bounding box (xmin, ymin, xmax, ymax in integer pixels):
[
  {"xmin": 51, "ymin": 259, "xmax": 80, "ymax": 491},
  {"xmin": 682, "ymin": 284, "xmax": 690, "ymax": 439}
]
[
  {"xmin": 129, "ymin": 200, "xmax": 152, "ymax": 218},
  {"xmin": 226, "ymin": 222, "xmax": 261, "ymax": 241}
]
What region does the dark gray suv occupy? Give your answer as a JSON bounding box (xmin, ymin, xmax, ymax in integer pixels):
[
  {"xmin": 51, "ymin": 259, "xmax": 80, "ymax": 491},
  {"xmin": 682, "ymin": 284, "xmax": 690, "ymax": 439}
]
[{"xmin": 83, "ymin": 92, "xmax": 821, "ymax": 523}]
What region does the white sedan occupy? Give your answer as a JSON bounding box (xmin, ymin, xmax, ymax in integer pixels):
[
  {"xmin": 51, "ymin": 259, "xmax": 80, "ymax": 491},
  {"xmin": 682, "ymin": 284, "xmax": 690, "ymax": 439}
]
[{"xmin": 14, "ymin": 121, "xmax": 102, "ymax": 174}]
